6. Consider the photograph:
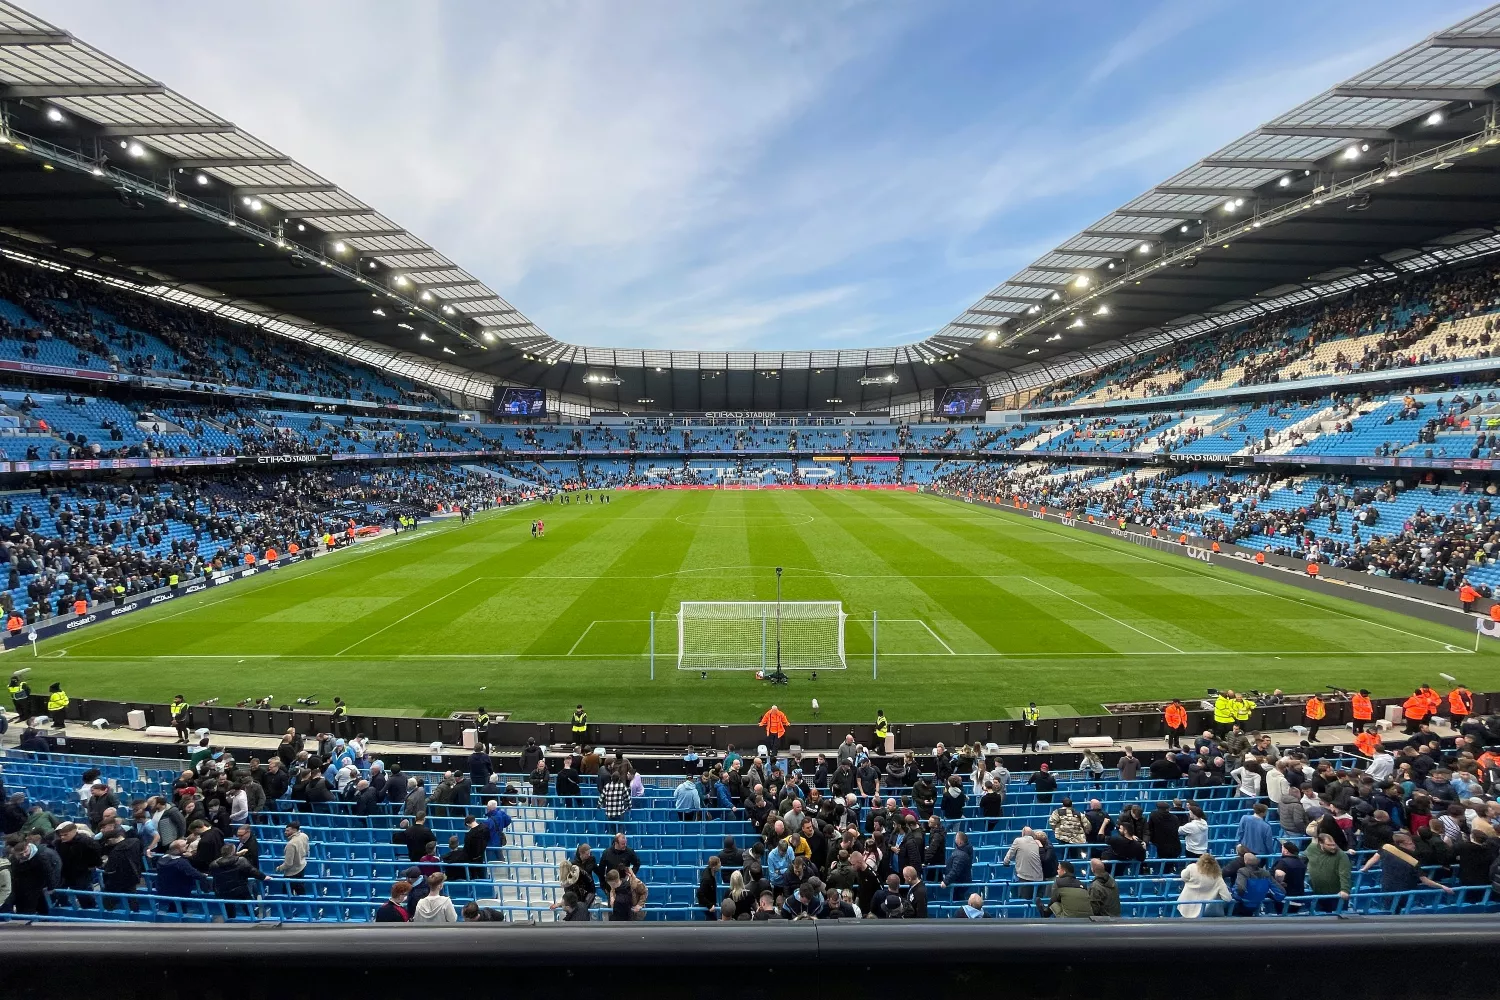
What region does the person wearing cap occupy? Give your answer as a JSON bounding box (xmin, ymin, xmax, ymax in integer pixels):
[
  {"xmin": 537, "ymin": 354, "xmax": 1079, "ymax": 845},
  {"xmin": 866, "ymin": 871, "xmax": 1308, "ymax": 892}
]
[
  {"xmin": 1027, "ymin": 762, "xmax": 1057, "ymax": 804},
  {"xmin": 54, "ymin": 821, "xmax": 102, "ymax": 902},
  {"xmin": 277, "ymin": 821, "xmax": 308, "ymax": 894}
]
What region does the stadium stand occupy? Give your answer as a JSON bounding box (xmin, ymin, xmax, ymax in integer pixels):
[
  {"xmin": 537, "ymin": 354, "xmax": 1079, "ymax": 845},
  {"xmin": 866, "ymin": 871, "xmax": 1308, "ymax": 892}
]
[{"xmin": 1, "ymin": 717, "xmax": 1496, "ymax": 923}]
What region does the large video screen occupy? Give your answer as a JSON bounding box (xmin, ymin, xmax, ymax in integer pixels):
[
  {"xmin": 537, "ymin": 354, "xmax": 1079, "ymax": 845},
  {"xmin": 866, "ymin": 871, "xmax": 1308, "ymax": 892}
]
[
  {"xmin": 495, "ymin": 387, "xmax": 546, "ymax": 416},
  {"xmin": 937, "ymin": 386, "xmax": 987, "ymax": 417}
]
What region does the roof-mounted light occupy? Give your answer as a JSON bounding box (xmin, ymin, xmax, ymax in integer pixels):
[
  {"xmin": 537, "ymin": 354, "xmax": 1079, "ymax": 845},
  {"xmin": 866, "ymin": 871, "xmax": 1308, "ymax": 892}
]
[
  {"xmin": 1426, "ymin": 111, "xmax": 1444, "ymax": 126},
  {"xmin": 46, "ymin": 108, "xmax": 64, "ymax": 123}
]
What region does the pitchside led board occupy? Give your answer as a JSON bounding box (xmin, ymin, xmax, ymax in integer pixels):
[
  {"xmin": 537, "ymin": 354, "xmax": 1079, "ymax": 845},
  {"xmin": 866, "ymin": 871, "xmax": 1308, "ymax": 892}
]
[
  {"xmin": 494, "ymin": 387, "xmax": 546, "ymax": 417},
  {"xmin": 936, "ymin": 386, "xmax": 987, "ymax": 417}
]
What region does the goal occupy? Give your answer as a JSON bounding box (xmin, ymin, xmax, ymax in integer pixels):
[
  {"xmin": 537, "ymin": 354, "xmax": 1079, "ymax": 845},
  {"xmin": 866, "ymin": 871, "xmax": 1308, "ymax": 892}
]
[{"xmin": 677, "ymin": 601, "xmax": 847, "ymax": 670}]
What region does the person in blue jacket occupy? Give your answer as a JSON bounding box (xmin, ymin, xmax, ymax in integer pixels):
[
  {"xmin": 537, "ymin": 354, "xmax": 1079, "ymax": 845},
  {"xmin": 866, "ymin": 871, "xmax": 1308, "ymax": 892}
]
[
  {"xmin": 155, "ymin": 839, "xmax": 209, "ymax": 903},
  {"xmin": 484, "ymin": 800, "xmax": 512, "ymax": 851}
]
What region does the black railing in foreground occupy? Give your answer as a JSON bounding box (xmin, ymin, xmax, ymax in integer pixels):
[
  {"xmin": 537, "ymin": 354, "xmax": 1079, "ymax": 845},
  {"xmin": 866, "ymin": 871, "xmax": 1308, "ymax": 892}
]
[{"xmin": 0, "ymin": 918, "xmax": 1497, "ymax": 1000}]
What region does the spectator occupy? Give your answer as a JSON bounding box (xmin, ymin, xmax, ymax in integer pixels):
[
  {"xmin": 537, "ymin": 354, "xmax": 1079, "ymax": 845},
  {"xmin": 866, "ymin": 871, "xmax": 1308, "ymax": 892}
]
[
  {"xmin": 1087, "ymin": 857, "xmax": 1120, "ymax": 917},
  {"xmin": 1003, "ymin": 826, "xmax": 1044, "ymax": 901},
  {"xmin": 277, "ymin": 822, "xmax": 308, "ymax": 895},
  {"xmin": 1302, "ymin": 833, "xmax": 1351, "ymax": 909},
  {"xmin": 1177, "ymin": 854, "xmax": 1231, "ymax": 918},
  {"xmin": 1047, "ymin": 860, "xmax": 1092, "ymax": 918},
  {"xmin": 1231, "ymin": 854, "xmax": 1285, "ymax": 916},
  {"xmin": 411, "ymin": 873, "xmax": 457, "ymax": 923},
  {"xmin": 376, "ymin": 880, "xmax": 412, "ymax": 922},
  {"xmin": 1235, "ymin": 803, "xmax": 1278, "ymax": 857}
]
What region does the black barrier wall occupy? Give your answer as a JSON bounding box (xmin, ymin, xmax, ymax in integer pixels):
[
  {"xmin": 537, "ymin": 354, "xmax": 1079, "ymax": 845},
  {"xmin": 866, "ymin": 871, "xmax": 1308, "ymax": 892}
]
[
  {"xmin": 1, "ymin": 919, "xmax": 1498, "ymax": 1000},
  {"xmin": 57, "ymin": 689, "xmax": 1496, "ymax": 758}
]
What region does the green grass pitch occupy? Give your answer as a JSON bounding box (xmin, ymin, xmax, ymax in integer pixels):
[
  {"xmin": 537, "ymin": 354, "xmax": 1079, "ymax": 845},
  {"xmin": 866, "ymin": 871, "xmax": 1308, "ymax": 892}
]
[{"xmin": 29, "ymin": 489, "xmax": 1498, "ymax": 724}]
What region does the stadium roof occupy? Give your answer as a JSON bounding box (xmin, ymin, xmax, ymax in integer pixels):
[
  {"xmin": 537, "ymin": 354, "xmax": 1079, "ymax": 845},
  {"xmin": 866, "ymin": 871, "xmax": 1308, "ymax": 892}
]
[{"xmin": 1, "ymin": 3, "xmax": 1500, "ymax": 412}]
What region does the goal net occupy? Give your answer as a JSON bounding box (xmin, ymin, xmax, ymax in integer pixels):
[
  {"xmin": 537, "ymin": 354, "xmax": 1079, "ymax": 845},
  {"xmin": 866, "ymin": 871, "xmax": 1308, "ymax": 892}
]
[{"xmin": 678, "ymin": 601, "xmax": 846, "ymax": 670}]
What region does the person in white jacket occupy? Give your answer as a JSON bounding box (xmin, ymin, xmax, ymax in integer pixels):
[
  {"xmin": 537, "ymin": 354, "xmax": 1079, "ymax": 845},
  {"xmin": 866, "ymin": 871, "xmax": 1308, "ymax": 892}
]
[
  {"xmin": 1264, "ymin": 760, "xmax": 1290, "ymax": 806},
  {"xmin": 1178, "ymin": 806, "xmax": 1210, "ymax": 857},
  {"xmin": 1176, "ymin": 854, "xmax": 1231, "ymax": 918},
  {"xmin": 412, "ymin": 873, "xmax": 457, "ymax": 923}
]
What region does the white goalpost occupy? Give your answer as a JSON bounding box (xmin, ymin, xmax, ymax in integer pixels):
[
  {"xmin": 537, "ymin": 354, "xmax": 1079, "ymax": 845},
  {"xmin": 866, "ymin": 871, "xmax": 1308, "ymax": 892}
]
[{"xmin": 677, "ymin": 601, "xmax": 847, "ymax": 670}]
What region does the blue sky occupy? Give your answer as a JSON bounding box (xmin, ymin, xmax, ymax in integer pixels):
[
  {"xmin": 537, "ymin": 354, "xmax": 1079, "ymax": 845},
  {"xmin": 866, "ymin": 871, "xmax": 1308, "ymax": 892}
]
[{"xmin": 26, "ymin": 0, "xmax": 1485, "ymax": 350}]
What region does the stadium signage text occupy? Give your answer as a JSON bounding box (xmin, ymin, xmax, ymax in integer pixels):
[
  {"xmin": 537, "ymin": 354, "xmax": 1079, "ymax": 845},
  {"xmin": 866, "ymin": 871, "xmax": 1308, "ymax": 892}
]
[
  {"xmin": 1184, "ymin": 545, "xmax": 1213, "ymax": 563},
  {"xmin": 109, "ymin": 602, "xmax": 140, "ymax": 617},
  {"xmin": 1059, "ymin": 517, "xmax": 1077, "ymax": 527}
]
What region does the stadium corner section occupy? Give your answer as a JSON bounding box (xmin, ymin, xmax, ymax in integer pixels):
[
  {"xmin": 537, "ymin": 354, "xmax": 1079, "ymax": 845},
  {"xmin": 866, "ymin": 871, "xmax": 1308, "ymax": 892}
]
[
  {"xmin": 923, "ymin": 487, "xmax": 1482, "ymax": 632},
  {"xmin": 0, "ymin": 501, "xmax": 529, "ymax": 654}
]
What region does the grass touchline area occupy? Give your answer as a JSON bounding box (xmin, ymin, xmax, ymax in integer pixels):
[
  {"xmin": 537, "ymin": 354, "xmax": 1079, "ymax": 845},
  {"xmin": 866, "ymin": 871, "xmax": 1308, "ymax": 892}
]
[{"xmin": 22, "ymin": 489, "xmax": 1496, "ymax": 724}]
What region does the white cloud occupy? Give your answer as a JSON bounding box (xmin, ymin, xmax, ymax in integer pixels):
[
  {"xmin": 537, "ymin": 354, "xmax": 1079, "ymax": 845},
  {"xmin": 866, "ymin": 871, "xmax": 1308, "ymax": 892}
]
[{"xmin": 14, "ymin": 0, "xmax": 1484, "ymax": 352}]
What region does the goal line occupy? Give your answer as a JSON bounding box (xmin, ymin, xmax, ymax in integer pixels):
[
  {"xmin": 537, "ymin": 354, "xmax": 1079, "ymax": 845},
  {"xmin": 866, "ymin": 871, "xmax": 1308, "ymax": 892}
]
[{"xmin": 677, "ymin": 601, "xmax": 846, "ymax": 670}]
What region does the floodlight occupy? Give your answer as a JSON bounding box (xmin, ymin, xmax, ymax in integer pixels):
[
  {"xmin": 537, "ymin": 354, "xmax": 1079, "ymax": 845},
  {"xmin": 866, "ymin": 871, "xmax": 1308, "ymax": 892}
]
[
  {"xmin": 127, "ymin": 142, "xmax": 145, "ymax": 158},
  {"xmin": 1094, "ymin": 305, "xmax": 1109, "ymax": 315},
  {"xmin": 332, "ymin": 241, "xmax": 347, "ymax": 253},
  {"xmin": 1278, "ymin": 176, "xmax": 1290, "ymax": 187},
  {"xmin": 46, "ymin": 108, "xmax": 64, "ymax": 123},
  {"xmin": 1426, "ymin": 111, "xmax": 1443, "ymax": 126},
  {"xmin": 1072, "ymin": 275, "xmax": 1089, "ymax": 288},
  {"xmin": 1138, "ymin": 242, "xmax": 1151, "ymax": 253}
]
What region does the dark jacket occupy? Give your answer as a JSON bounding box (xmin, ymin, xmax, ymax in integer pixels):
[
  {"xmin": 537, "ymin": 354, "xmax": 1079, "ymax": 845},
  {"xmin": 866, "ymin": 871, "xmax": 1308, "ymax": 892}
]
[
  {"xmin": 55, "ymin": 835, "xmax": 102, "ymax": 886},
  {"xmin": 943, "ymin": 841, "xmax": 973, "ymax": 886},
  {"xmin": 464, "ymin": 824, "xmax": 490, "ymax": 875},
  {"xmin": 101, "ymin": 837, "xmax": 144, "ymax": 893},
  {"xmin": 155, "ymin": 853, "xmax": 207, "ymax": 897},
  {"xmin": 1088, "ymin": 871, "xmax": 1120, "ymax": 917},
  {"xmin": 556, "ymin": 766, "xmax": 581, "ymax": 798},
  {"xmin": 209, "ymin": 854, "xmax": 266, "ymax": 899},
  {"xmin": 601, "ymin": 844, "xmax": 641, "ymax": 875},
  {"xmin": 468, "ymin": 751, "xmax": 493, "ymax": 787}
]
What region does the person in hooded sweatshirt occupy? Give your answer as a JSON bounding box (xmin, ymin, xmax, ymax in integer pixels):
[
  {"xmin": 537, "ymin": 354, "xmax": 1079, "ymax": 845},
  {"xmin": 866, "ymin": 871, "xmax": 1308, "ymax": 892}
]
[
  {"xmin": 957, "ymin": 892, "xmax": 986, "ymax": 918},
  {"xmin": 411, "ymin": 872, "xmax": 457, "ymax": 923}
]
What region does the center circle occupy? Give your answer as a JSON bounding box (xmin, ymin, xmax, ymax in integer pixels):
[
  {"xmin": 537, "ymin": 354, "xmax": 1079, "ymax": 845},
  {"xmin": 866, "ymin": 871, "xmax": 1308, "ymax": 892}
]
[{"xmin": 675, "ymin": 512, "xmax": 816, "ymax": 528}]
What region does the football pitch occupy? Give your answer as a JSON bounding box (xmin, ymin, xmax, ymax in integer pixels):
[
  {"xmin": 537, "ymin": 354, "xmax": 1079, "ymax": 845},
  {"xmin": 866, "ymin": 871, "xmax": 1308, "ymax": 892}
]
[{"xmin": 29, "ymin": 489, "xmax": 1498, "ymax": 724}]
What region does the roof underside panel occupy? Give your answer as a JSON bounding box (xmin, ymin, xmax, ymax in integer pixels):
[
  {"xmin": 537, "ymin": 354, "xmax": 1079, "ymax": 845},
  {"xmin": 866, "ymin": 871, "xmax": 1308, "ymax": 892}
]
[{"xmin": 1267, "ymin": 93, "xmax": 1445, "ymax": 128}]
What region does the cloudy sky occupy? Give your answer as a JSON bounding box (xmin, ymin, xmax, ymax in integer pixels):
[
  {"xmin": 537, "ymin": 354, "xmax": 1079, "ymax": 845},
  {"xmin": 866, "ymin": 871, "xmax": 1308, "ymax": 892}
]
[{"xmin": 24, "ymin": 0, "xmax": 1481, "ymax": 350}]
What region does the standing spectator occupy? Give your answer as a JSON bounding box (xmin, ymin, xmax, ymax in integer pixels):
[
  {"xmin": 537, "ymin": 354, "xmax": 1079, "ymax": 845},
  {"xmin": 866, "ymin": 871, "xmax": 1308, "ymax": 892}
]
[
  {"xmin": 54, "ymin": 822, "xmax": 101, "ymax": 904},
  {"xmin": 941, "ymin": 830, "xmax": 973, "ymax": 899},
  {"xmin": 601, "ymin": 833, "xmax": 641, "ymax": 876},
  {"xmin": 599, "ymin": 768, "xmax": 631, "ymax": 824},
  {"xmin": 99, "ymin": 831, "xmax": 144, "ymax": 910},
  {"xmin": 1235, "ymin": 803, "xmax": 1278, "ymax": 857},
  {"xmin": 154, "ymin": 840, "xmax": 207, "ymax": 902},
  {"xmin": 696, "ymin": 856, "xmax": 721, "ymax": 920},
  {"xmin": 1302, "ymin": 833, "xmax": 1352, "ymax": 909},
  {"xmin": 675, "ymin": 776, "xmax": 701, "ymax": 822},
  {"xmin": 1147, "ymin": 801, "xmax": 1185, "ymax": 860},
  {"xmin": 412, "ymin": 873, "xmax": 457, "ymax": 923},
  {"xmin": 209, "ymin": 843, "xmax": 266, "ymax": 920},
  {"xmin": 1048, "ymin": 797, "xmax": 1088, "ymax": 854},
  {"xmin": 1176, "ymin": 854, "xmax": 1230, "ymax": 918},
  {"xmin": 1003, "ymin": 826, "xmax": 1044, "ymax": 902},
  {"xmin": 1027, "ymin": 763, "xmax": 1057, "ymax": 804},
  {"xmin": 277, "ymin": 821, "xmax": 308, "ymax": 895},
  {"xmin": 1178, "ymin": 805, "xmax": 1209, "ymax": 857},
  {"xmin": 7, "ymin": 838, "xmax": 50, "ymax": 915},
  {"xmin": 1271, "ymin": 841, "xmax": 1307, "ymax": 902},
  {"xmin": 376, "ymin": 880, "xmax": 411, "ymax": 922},
  {"xmin": 1230, "ymin": 855, "xmax": 1284, "ymax": 916},
  {"xmin": 902, "ymin": 865, "xmax": 928, "ymax": 918}
]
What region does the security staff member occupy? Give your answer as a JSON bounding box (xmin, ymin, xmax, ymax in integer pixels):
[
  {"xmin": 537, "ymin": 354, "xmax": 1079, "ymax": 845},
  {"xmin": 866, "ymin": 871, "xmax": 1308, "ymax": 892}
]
[
  {"xmin": 1212, "ymin": 690, "xmax": 1236, "ymax": 739},
  {"xmin": 476, "ymin": 707, "xmax": 492, "ymax": 730},
  {"xmin": 170, "ymin": 694, "xmax": 190, "ymax": 743},
  {"xmin": 1447, "ymin": 684, "xmax": 1473, "ymax": 722},
  {"xmin": 1021, "ymin": 702, "xmax": 1040, "ymax": 753},
  {"xmin": 1232, "ymin": 692, "xmax": 1255, "ymax": 729},
  {"xmin": 571, "ymin": 704, "xmax": 588, "ymax": 742},
  {"xmin": 1459, "ymin": 580, "xmax": 1479, "ymax": 612},
  {"xmin": 46, "ymin": 681, "xmax": 68, "ymax": 729},
  {"xmin": 874, "ymin": 709, "xmax": 889, "ymax": 748},
  {"xmin": 1401, "ymin": 689, "xmax": 1427, "ymax": 734},
  {"xmin": 331, "ymin": 696, "xmax": 350, "ymax": 739},
  {"xmin": 1351, "ymin": 689, "xmax": 1373, "ymax": 728},
  {"xmin": 1163, "ymin": 698, "xmax": 1188, "ymax": 749},
  {"xmin": 1303, "ymin": 693, "xmax": 1326, "ymax": 743},
  {"xmin": 8, "ymin": 673, "xmax": 31, "ymax": 722}
]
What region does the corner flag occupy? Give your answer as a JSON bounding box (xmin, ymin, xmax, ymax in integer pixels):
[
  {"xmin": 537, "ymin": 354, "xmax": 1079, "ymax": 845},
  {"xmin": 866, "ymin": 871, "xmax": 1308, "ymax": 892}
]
[{"xmin": 1475, "ymin": 617, "xmax": 1500, "ymax": 650}]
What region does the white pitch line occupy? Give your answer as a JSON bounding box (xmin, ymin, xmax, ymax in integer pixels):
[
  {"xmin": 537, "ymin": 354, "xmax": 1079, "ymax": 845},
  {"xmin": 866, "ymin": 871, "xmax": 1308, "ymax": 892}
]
[
  {"xmin": 917, "ymin": 619, "xmax": 956, "ymax": 654},
  {"xmin": 945, "ymin": 496, "xmax": 1471, "ymax": 654},
  {"xmin": 335, "ymin": 578, "xmax": 482, "ymax": 656},
  {"xmin": 1021, "ymin": 574, "xmax": 1185, "ymax": 653},
  {"xmin": 566, "ymin": 621, "xmax": 597, "ymax": 656},
  {"xmin": 48, "ymin": 502, "xmax": 536, "ymax": 654}
]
